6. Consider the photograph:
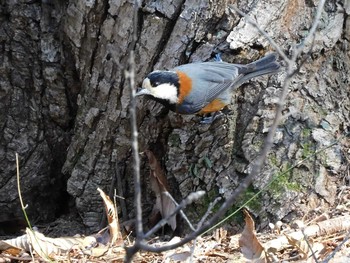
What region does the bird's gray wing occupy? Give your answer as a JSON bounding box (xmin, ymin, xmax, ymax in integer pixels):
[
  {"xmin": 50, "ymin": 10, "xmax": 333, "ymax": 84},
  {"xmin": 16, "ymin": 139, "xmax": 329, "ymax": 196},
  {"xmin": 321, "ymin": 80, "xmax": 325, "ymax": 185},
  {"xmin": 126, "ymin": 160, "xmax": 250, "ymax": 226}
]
[{"xmin": 174, "ymin": 62, "xmax": 242, "ymax": 114}]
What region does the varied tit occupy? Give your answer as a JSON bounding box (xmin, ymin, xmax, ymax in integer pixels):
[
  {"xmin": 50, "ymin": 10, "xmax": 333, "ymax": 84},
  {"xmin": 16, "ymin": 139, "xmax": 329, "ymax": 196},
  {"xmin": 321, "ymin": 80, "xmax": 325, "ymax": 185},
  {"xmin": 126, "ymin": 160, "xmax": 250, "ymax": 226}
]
[{"xmin": 136, "ymin": 53, "xmax": 280, "ymax": 117}]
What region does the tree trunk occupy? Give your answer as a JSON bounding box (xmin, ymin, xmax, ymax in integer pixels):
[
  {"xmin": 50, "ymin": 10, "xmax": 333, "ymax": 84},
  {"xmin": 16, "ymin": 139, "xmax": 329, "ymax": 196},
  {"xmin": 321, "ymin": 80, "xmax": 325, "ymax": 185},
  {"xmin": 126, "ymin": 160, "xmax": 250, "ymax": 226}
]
[
  {"xmin": 0, "ymin": 0, "xmax": 349, "ymax": 234},
  {"xmin": 0, "ymin": 0, "xmax": 81, "ymax": 234}
]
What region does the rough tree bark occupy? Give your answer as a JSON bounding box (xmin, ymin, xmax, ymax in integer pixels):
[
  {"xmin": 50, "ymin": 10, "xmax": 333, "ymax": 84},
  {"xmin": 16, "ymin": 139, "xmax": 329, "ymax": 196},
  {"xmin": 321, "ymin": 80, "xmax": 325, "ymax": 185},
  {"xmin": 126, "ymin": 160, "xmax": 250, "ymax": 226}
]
[
  {"xmin": 0, "ymin": 0, "xmax": 349, "ymax": 234},
  {"xmin": 0, "ymin": 0, "xmax": 81, "ymax": 234}
]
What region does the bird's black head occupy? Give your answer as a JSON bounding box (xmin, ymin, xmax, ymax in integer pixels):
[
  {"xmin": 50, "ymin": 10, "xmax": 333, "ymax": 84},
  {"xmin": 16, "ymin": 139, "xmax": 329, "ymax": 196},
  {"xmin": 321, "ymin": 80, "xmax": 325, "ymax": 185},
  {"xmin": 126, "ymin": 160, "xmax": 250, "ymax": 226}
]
[
  {"xmin": 147, "ymin": 71, "xmax": 179, "ymax": 90},
  {"xmin": 136, "ymin": 71, "xmax": 180, "ymax": 104}
]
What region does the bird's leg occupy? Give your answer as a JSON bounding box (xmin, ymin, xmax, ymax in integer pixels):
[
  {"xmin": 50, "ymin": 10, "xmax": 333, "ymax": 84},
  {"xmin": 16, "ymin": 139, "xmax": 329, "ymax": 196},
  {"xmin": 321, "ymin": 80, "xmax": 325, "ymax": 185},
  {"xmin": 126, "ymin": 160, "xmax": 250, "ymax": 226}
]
[
  {"xmin": 199, "ymin": 106, "xmax": 232, "ymax": 124},
  {"xmin": 200, "ymin": 111, "xmax": 224, "ymax": 124}
]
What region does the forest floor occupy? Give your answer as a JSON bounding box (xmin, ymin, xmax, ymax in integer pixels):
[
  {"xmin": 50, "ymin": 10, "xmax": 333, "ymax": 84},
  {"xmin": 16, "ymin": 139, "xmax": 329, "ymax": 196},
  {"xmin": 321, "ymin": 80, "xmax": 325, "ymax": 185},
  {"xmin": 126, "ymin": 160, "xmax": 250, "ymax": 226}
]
[{"xmin": 1, "ymin": 187, "xmax": 350, "ymax": 262}]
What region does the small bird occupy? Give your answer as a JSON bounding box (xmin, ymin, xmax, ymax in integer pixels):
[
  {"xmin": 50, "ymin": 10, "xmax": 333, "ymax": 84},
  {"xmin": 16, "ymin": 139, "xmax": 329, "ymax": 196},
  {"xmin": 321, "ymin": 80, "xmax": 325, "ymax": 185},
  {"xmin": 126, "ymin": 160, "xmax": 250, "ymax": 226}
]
[{"xmin": 136, "ymin": 53, "xmax": 280, "ymax": 120}]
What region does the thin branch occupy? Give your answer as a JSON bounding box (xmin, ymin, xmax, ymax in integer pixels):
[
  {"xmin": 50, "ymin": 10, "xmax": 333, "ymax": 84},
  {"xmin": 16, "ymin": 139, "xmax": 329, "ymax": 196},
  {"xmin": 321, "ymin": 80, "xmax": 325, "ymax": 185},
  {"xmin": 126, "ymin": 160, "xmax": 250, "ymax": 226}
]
[
  {"xmin": 197, "ymin": 197, "xmax": 221, "ymax": 229},
  {"xmin": 144, "ymin": 191, "xmax": 205, "ymax": 239},
  {"xmin": 301, "ymin": 229, "xmax": 319, "ymax": 263},
  {"xmin": 228, "ymin": 5, "xmax": 290, "ymax": 65},
  {"xmin": 163, "ymin": 191, "xmax": 196, "ymax": 231},
  {"xmin": 292, "ymin": 0, "xmax": 326, "ymax": 61},
  {"xmin": 128, "ymin": 51, "xmax": 143, "ymax": 238},
  {"xmin": 323, "ymin": 230, "xmax": 350, "ymax": 263},
  {"xmin": 125, "ymin": 0, "xmax": 142, "ymax": 262},
  {"xmin": 189, "ymin": 197, "xmax": 222, "ymax": 263},
  {"xmin": 129, "ymin": 0, "xmax": 142, "ymax": 240}
]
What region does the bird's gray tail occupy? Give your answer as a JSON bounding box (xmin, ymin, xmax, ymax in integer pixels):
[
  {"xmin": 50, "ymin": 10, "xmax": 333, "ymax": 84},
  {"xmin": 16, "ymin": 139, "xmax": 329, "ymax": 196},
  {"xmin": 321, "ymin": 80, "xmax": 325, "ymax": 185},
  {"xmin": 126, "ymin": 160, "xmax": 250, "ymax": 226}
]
[{"xmin": 234, "ymin": 53, "xmax": 281, "ymax": 88}]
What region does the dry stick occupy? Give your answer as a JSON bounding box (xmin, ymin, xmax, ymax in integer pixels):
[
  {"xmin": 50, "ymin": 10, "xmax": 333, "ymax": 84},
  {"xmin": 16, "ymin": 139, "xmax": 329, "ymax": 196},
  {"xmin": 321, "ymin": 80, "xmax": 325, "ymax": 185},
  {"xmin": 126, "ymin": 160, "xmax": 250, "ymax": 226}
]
[
  {"xmin": 125, "ymin": 0, "xmax": 142, "ymax": 262},
  {"xmin": 228, "ymin": 5, "xmax": 291, "ymax": 65},
  {"xmin": 132, "ymin": 1, "xmax": 327, "ymax": 254},
  {"xmin": 162, "ymin": 191, "xmax": 196, "ymax": 231},
  {"xmin": 115, "ymin": 163, "xmax": 128, "ymax": 221},
  {"xmin": 189, "ymin": 197, "xmax": 222, "ymax": 263},
  {"xmin": 144, "ymin": 191, "xmax": 205, "ymax": 239},
  {"xmin": 291, "ymin": 0, "xmax": 326, "ymax": 62},
  {"xmin": 323, "ymin": 230, "xmax": 350, "ymax": 263},
  {"xmin": 125, "ymin": 54, "xmax": 142, "ymax": 262},
  {"xmin": 301, "ymin": 229, "xmax": 319, "ymax": 263},
  {"xmin": 197, "ymin": 197, "xmax": 222, "ymax": 230}
]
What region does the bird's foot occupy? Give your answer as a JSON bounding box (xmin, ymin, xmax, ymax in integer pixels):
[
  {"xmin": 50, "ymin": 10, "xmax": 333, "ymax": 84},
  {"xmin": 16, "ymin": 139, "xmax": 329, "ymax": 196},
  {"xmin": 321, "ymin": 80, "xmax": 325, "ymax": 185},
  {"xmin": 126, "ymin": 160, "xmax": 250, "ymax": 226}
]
[
  {"xmin": 200, "ymin": 111, "xmax": 224, "ymax": 124},
  {"xmin": 214, "ymin": 53, "xmax": 223, "ymax": 62}
]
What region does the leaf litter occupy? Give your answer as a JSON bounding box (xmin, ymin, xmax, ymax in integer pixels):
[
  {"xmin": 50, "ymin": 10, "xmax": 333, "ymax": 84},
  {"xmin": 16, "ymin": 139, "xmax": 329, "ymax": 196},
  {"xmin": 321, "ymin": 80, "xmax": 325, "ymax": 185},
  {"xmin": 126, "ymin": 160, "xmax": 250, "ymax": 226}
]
[{"xmin": 2, "ymin": 157, "xmax": 350, "ymax": 262}]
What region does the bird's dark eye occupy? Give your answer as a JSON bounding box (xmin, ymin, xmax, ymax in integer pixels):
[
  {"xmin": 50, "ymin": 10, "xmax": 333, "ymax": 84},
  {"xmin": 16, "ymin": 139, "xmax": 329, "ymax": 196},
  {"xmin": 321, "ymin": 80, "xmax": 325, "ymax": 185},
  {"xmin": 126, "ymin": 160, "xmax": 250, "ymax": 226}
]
[{"xmin": 154, "ymin": 81, "xmax": 160, "ymax": 86}]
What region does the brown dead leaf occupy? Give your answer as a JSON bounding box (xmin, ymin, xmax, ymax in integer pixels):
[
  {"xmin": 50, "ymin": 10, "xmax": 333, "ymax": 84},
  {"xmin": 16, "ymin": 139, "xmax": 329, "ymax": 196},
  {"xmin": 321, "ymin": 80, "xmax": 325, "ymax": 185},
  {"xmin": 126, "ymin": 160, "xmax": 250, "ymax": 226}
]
[
  {"xmin": 285, "ymin": 233, "xmax": 325, "ymax": 262},
  {"xmin": 239, "ymin": 210, "xmax": 266, "ymax": 263},
  {"xmin": 285, "ymin": 233, "xmax": 310, "ymax": 260},
  {"xmin": 97, "ymin": 188, "xmax": 123, "ymax": 245},
  {"xmin": 1, "ymin": 247, "xmax": 22, "ymax": 257},
  {"xmin": 145, "ymin": 150, "xmax": 177, "ymax": 230}
]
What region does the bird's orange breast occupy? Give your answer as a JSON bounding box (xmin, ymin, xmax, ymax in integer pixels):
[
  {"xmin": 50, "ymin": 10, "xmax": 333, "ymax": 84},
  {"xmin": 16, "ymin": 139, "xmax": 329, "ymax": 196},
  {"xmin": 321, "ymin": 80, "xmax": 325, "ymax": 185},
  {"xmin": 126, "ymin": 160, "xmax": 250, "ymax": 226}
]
[
  {"xmin": 176, "ymin": 71, "xmax": 192, "ymax": 104},
  {"xmin": 198, "ymin": 99, "xmax": 227, "ymax": 114}
]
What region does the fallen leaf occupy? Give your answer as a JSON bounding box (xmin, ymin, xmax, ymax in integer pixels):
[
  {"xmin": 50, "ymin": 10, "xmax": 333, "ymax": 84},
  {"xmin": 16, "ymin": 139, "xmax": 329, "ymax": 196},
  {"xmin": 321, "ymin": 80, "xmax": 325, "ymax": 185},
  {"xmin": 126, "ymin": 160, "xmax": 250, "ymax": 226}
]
[
  {"xmin": 145, "ymin": 150, "xmax": 177, "ymax": 230},
  {"xmin": 26, "ymin": 228, "xmax": 97, "ymax": 259},
  {"xmin": 97, "ymin": 188, "xmax": 123, "ymax": 245},
  {"xmin": 285, "ymin": 233, "xmax": 325, "ymax": 262},
  {"xmin": 239, "ymin": 210, "xmax": 266, "ymax": 263},
  {"xmin": 285, "ymin": 233, "xmax": 310, "ymax": 260},
  {"xmin": 0, "ymin": 233, "xmax": 30, "ymax": 252}
]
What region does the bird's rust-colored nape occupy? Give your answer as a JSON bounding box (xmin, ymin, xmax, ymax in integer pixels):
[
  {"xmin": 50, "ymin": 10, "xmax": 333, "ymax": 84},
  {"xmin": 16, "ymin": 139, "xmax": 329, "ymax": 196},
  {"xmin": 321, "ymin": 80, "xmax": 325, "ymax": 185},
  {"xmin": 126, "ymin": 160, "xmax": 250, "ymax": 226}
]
[
  {"xmin": 198, "ymin": 99, "xmax": 227, "ymax": 114},
  {"xmin": 176, "ymin": 71, "xmax": 192, "ymax": 104}
]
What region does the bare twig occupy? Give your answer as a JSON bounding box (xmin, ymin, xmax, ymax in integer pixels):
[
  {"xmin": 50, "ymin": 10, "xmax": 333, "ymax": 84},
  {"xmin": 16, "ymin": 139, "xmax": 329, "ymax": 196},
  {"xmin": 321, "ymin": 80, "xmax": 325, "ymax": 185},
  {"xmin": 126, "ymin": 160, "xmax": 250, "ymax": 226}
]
[
  {"xmin": 301, "ymin": 229, "xmax": 319, "ymax": 263},
  {"xmin": 197, "ymin": 197, "xmax": 221, "ymax": 229},
  {"xmin": 291, "ymin": 0, "xmax": 326, "ymax": 61},
  {"xmin": 228, "ymin": 5, "xmax": 291, "ymax": 65},
  {"xmin": 189, "ymin": 197, "xmax": 222, "ymax": 262},
  {"xmin": 144, "ymin": 191, "xmax": 205, "ymax": 239},
  {"xmin": 162, "ymin": 191, "xmax": 196, "ymax": 231},
  {"xmin": 125, "ymin": 0, "xmax": 142, "ymax": 262},
  {"xmin": 323, "ymin": 230, "xmax": 350, "ymax": 263}
]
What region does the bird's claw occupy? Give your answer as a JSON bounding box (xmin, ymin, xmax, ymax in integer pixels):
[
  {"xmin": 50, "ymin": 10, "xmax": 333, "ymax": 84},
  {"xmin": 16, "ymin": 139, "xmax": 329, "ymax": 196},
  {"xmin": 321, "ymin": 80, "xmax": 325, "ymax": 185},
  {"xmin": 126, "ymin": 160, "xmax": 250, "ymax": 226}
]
[
  {"xmin": 200, "ymin": 111, "xmax": 224, "ymax": 124},
  {"xmin": 214, "ymin": 53, "xmax": 223, "ymax": 62}
]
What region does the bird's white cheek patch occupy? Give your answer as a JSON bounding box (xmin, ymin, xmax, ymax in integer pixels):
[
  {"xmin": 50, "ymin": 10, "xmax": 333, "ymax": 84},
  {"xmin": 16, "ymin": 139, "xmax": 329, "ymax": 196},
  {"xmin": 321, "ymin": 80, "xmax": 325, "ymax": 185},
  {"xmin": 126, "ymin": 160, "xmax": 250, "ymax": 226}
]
[{"xmin": 151, "ymin": 83, "xmax": 178, "ymax": 104}]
